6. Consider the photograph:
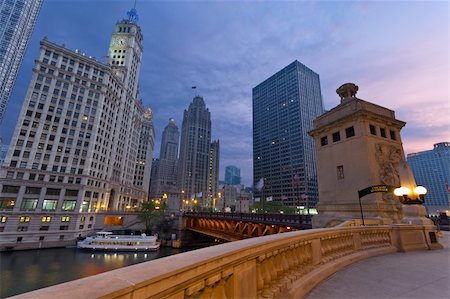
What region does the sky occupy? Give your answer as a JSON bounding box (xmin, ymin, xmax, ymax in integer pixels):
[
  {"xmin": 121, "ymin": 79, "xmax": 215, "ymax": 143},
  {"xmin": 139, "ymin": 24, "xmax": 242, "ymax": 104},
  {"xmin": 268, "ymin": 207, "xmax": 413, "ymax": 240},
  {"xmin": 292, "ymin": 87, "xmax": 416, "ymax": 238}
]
[{"xmin": 1, "ymin": 0, "xmax": 448, "ymax": 187}]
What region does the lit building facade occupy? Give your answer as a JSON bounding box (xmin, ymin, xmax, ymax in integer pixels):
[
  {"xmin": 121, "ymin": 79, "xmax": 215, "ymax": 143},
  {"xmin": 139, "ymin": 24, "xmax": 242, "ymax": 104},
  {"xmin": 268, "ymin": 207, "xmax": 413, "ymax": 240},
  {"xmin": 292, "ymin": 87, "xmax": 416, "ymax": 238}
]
[
  {"xmin": 178, "ymin": 95, "xmax": 212, "ymax": 207},
  {"xmin": 225, "ymin": 165, "xmax": 241, "ymax": 185},
  {"xmin": 149, "ymin": 118, "xmax": 180, "ymax": 199},
  {"xmin": 252, "ymin": 60, "xmax": 324, "ymax": 208},
  {"xmin": 0, "ymin": 9, "xmax": 155, "ymax": 249},
  {"xmin": 0, "ymin": 0, "xmax": 43, "ymax": 123},
  {"xmin": 407, "ymin": 142, "xmax": 450, "ymax": 214},
  {"xmin": 207, "ymin": 140, "xmax": 220, "ymax": 207}
]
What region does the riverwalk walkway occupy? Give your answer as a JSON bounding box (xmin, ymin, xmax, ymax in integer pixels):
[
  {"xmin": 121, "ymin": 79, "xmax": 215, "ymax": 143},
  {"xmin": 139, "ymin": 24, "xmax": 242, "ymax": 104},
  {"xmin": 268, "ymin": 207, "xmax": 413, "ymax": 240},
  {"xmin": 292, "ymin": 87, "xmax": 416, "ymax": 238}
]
[{"xmin": 306, "ymin": 231, "xmax": 450, "ymax": 299}]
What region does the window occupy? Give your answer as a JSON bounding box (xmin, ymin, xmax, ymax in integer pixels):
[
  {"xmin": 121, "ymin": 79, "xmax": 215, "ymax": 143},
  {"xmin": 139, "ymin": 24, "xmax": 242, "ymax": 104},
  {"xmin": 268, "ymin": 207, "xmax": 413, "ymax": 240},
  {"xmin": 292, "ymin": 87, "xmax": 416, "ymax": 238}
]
[
  {"xmin": 25, "ymin": 187, "xmax": 41, "ymax": 195},
  {"xmin": 332, "ymin": 132, "xmax": 341, "ymax": 142},
  {"xmin": 0, "ymin": 216, "xmax": 7, "ymax": 223},
  {"xmin": 42, "ymin": 199, "xmax": 58, "ymax": 211},
  {"xmin": 41, "ymin": 216, "xmax": 51, "ymax": 222},
  {"xmin": 320, "ymin": 136, "xmax": 328, "ymax": 146},
  {"xmin": 61, "ymin": 200, "xmax": 76, "ymax": 211},
  {"xmin": 380, "ymin": 128, "xmax": 387, "ymax": 138},
  {"xmin": 0, "ymin": 198, "xmax": 16, "ymax": 209},
  {"xmin": 2, "ymin": 185, "xmax": 20, "ymax": 193},
  {"xmin": 369, "ymin": 125, "xmax": 377, "ymax": 135},
  {"xmin": 46, "ymin": 188, "xmax": 61, "ymax": 196},
  {"xmin": 65, "ymin": 189, "xmax": 79, "ymax": 197},
  {"xmin": 61, "ymin": 216, "xmax": 70, "ymax": 222},
  {"xmin": 345, "ymin": 126, "xmax": 355, "ymax": 138},
  {"xmin": 21, "ymin": 199, "xmax": 38, "ymax": 211},
  {"xmin": 19, "ymin": 216, "xmax": 31, "ymax": 223},
  {"xmin": 390, "ymin": 130, "xmax": 396, "ymax": 140},
  {"xmin": 80, "ymin": 200, "xmax": 89, "ymax": 212},
  {"xmin": 337, "ymin": 165, "xmax": 344, "ymax": 180}
]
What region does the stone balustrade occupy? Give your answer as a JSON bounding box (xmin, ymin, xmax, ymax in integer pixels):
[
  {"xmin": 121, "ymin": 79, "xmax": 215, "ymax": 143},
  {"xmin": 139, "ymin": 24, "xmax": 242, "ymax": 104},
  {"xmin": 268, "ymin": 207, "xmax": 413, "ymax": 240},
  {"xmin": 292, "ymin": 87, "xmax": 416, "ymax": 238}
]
[{"xmin": 13, "ymin": 224, "xmax": 439, "ymax": 299}]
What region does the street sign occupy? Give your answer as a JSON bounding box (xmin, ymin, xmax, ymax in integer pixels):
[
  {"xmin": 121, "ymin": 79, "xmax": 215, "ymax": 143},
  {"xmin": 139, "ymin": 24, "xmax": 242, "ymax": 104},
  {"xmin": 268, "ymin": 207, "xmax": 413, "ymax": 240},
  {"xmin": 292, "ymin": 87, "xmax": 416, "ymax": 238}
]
[{"xmin": 358, "ymin": 185, "xmax": 396, "ymax": 198}]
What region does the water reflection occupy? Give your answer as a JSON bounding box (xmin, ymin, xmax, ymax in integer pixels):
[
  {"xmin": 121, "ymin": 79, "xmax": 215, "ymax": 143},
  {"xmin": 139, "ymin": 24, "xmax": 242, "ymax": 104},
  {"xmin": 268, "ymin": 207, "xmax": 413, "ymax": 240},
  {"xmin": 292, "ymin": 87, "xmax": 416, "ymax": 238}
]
[{"xmin": 0, "ymin": 247, "xmax": 188, "ymax": 297}]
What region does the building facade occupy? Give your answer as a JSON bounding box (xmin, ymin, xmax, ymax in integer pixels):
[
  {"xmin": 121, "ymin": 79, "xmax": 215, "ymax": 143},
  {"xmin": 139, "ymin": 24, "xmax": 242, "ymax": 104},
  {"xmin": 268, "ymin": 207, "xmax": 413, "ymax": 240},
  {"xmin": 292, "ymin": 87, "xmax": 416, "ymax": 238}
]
[
  {"xmin": 225, "ymin": 165, "xmax": 241, "ymax": 185},
  {"xmin": 0, "ymin": 9, "xmax": 155, "ymax": 249},
  {"xmin": 149, "ymin": 118, "xmax": 180, "ymax": 199},
  {"xmin": 178, "ymin": 95, "xmax": 212, "ymax": 207},
  {"xmin": 407, "ymin": 142, "xmax": 450, "ymax": 214},
  {"xmin": 0, "ymin": 0, "xmax": 43, "ymax": 123},
  {"xmin": 207, "ymin": 140, "xmax": 220, "ymax": 208},
  {"xmin": 252, "ymin": 60, "xmax": 324, "ymax": 209}
]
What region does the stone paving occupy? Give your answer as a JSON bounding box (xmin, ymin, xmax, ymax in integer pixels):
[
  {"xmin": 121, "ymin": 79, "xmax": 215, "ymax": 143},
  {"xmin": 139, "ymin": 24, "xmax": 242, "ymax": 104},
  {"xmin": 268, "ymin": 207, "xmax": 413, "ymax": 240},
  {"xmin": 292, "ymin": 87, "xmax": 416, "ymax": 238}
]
[{"xmin": 306, "ymin": 231, "xmax": 450, "ymax": 299}]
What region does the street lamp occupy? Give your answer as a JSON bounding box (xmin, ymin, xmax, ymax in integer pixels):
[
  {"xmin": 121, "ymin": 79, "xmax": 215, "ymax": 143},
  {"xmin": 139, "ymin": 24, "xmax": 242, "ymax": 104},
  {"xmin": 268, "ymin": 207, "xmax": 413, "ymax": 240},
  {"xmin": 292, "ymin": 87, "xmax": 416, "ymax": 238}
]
[{"xmin": 394, "ymin": 185, "xmax": 427, "ymax": 204}]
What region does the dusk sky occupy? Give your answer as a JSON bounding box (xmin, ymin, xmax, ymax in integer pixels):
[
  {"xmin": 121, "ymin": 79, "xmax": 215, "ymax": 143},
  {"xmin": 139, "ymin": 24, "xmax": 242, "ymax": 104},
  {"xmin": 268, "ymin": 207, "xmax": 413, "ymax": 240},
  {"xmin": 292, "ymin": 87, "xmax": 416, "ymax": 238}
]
[{"xmin": 1, "ymin": 0, "xmax": 448, "ymax": 186}]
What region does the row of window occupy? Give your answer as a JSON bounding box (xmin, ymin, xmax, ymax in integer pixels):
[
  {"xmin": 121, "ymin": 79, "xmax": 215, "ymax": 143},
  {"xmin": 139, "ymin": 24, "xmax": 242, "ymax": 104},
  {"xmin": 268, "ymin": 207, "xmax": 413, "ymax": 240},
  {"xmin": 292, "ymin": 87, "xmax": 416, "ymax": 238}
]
[
  {"xmin": 0, "ymin": 215, "xmax": 70, "ymax": 224},
  {"xmin": 320, "ymin": 126, "xmax": 355, "ymax": 146},
  {"xmin": 0, "ymin": 198, "xmax": 79, "ymax": 212},
  {"xmin": 369, "ymin": 124, "xmax": 396, "ymax": 140},
  {"xmin": 2, "ymin": 185, "xmax": 79, "ymax": 196}
]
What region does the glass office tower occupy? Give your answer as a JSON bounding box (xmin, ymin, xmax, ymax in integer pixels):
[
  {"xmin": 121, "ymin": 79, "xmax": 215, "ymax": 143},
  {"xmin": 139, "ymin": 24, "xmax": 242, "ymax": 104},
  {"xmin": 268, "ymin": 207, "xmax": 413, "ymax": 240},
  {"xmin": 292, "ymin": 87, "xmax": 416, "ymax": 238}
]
[
  {"xmin": 225, "ymin": 165, "xmax": 241, "ymax": 185},
  {"xmin": 252, "ymin": 60, "xmax": 324, "ymax": 209},
  {"xmin": 0, "ymin": 0, "xmax": 43, "ymax": 123},
  {"xmin": 407, "ymin": 142, "xmax": 450, "ymax": 213}
]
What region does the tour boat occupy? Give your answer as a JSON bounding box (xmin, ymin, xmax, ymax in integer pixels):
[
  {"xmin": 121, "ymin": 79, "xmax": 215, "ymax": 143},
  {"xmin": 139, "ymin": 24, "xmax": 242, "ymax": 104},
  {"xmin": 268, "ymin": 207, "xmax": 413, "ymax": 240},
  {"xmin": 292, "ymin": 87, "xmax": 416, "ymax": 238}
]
[{"xmin": 77, "ymin": 232, "xmax": 160, "ymax": 251}]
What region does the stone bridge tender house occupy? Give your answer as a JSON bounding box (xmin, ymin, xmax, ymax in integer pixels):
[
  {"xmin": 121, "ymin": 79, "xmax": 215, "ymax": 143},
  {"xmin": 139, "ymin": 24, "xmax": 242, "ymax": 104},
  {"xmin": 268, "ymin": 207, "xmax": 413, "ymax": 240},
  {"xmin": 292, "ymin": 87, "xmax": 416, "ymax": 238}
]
[{"xmin": 309, "ymin": 83, "xmax": 434, "ymax": 230}]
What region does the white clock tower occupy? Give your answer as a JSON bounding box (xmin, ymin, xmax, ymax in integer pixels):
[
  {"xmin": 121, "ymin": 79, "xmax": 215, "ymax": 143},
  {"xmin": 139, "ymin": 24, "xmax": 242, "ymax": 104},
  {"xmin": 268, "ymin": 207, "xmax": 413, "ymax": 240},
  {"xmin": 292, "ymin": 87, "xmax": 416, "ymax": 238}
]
[{"xmin": 108, "ymin": 8, "xmax": 143, "ymax": 99}]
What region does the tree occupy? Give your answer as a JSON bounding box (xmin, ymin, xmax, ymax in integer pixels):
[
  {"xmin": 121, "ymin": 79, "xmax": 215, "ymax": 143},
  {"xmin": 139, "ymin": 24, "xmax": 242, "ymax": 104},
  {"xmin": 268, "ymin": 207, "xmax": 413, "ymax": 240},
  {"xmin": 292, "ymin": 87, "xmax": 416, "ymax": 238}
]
[
  {"xmin": 251, "ymin": 201, "xmax": 296, "ymax": 214},
  {"xmin": 136, "ymin": 201, "xmax": 165, "ymax": 234}
]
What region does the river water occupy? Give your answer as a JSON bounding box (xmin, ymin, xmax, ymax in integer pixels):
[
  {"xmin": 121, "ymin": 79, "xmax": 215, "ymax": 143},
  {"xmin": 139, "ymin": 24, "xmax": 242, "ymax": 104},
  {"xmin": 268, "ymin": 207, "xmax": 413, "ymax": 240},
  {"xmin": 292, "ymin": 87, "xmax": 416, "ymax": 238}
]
[{"xmin": 0, "ymin": 246, "xmax": 196, "ymax": 298}]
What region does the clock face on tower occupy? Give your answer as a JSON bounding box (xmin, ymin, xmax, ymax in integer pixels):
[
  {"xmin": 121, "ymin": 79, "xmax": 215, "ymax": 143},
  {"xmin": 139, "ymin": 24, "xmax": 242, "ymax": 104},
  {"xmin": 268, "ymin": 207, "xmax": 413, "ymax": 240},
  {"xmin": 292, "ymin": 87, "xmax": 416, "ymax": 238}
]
[{"xmin": 113, "ymin": 37, "xmax": 127, "ymax": 46}]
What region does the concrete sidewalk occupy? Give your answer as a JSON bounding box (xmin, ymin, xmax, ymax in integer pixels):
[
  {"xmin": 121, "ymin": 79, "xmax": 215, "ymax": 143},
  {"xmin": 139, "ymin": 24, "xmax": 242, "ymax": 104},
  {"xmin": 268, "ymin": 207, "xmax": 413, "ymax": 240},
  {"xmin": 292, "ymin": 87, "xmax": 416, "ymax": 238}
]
[{"xmin": 306, "ymin": 231, "xmax": 450, "ymax": 299}]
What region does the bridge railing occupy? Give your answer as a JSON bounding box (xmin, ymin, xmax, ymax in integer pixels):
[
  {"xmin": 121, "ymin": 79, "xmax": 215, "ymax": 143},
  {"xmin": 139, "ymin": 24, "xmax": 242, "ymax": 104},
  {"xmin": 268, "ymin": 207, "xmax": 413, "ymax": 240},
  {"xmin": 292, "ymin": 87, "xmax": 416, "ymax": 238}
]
[
  {"xmin": 184, "ymin": 211, "xmax": 311, "ymax": 224},
  {"xmin": 15, "ymin": 224, "xmax": 439, "ymax": 299}
]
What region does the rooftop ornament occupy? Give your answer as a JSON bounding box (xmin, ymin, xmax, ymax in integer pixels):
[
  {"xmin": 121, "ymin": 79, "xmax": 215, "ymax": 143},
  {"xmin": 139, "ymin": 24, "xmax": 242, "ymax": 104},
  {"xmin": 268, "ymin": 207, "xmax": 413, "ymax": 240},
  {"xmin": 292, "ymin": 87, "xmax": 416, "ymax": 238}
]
[{"xmin": 336, "ymin": 83, "xmax": 359, "ymax": 102}]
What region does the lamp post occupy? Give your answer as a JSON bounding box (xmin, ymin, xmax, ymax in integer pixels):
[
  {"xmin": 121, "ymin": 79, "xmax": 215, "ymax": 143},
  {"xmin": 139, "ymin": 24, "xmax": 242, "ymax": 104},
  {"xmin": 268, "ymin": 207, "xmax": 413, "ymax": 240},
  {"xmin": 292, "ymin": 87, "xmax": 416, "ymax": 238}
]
[{"xmin": 393, "ymin": 186, "xmax": 427, "ymax": 204}]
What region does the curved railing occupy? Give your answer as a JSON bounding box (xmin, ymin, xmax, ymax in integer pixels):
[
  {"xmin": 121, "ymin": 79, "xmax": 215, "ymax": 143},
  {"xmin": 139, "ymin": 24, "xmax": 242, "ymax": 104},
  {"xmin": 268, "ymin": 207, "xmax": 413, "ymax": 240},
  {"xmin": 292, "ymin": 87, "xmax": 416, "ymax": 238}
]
[{"xmin": 14, "ymin": 224, "xmax": 435, "ymax": 299}]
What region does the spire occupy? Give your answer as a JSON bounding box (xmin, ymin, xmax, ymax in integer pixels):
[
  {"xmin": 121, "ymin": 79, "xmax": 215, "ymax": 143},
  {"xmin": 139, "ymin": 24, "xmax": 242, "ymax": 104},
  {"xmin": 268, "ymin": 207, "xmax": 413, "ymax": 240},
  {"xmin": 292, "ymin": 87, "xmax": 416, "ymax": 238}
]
[{"xmin": 126, "ymin": 1, "xmax": 139, "ymax": 24}]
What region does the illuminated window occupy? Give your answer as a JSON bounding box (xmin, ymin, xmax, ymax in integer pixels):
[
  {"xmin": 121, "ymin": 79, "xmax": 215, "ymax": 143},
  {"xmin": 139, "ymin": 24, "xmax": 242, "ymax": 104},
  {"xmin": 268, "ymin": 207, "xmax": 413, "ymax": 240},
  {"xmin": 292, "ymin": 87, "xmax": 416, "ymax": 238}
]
[
  {"xmin": 61, "ymin": 216, "xmax": 70, "ymax": 222},
  {"xmin": 42, "ymin": 199, "xmax": 58, "ymax": 211},
  {"xmin": 0, "ymin": 216, "xmax": 7, "ymax": 223},
  {"xmin": 61, "ymin": 200, "xmax": 76, "ymax": 211},
  {"xmin": 41, "ymin": 216, "xmax": 51, "ymax": 223},
  {"xmin": 21, "ymin": 199, "xmax": 38, "ymax": 211},
  {"xmin": 19, "ymin": 216, "xmax": 31, "ymax": 223}
]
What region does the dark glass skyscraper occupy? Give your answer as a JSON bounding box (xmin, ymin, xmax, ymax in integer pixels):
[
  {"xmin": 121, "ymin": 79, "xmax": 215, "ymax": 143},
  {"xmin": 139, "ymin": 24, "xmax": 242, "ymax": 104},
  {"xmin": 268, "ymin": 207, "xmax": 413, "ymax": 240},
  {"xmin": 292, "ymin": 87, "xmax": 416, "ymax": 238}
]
[
  {"xmin": 225, "ymin": 165, "xmax": 241, "ymax": 185},
  {"xmin": 407, "ymin": 142, "xmax": 450, "ymax": 212},
  {"xmin": 252, "ymin": 60, "xmax": 324, "ymax": 208}
]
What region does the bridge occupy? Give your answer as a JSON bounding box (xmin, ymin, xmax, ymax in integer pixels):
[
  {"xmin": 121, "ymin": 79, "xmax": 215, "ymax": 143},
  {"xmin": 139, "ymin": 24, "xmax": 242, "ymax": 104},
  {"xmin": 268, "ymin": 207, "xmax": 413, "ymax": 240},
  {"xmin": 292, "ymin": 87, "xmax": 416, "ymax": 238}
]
[
  {"xmin": 16, "ymin": 224, "xmax": 442, "ymax": 299},
  {"xmin": 183, "ymin": 212, "xmax": 312, "ymax": 241}
]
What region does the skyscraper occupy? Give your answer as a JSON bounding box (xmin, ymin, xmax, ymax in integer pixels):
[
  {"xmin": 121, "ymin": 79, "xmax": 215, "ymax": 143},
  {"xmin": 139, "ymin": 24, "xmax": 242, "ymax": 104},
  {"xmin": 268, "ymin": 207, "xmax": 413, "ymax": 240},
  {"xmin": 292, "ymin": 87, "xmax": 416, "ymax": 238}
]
[
  {"xmin": 178, "ymin": 95, "xmax": 212, "ymax": 207},
  {"xmin": 0, "ymin": 0, "xmax": 43, "ymax": 123},
  {"xmin": 149, "ymin": 118, "xmax": 180, "ymax": 199},
  {"xmin": 407, "ymin": 142, "xmax": 450, "ymax": 213},
  {"xmin": 253, "ymin": 60, "xmax": 324, "ymax": 208},
  {"xmin": 0, "ymin": 8, "xmax": 154, "ymax": 249},
  {"xmin": 225, "ymin": 165, "xmax": 241, "ymax": 185}
]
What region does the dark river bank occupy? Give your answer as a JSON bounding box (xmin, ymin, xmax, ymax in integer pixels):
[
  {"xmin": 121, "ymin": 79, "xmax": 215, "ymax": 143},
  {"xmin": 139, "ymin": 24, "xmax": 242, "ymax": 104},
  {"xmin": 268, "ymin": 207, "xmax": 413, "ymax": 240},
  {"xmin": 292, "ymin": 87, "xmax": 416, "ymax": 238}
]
[{"xmin": 0, "ymin": 246, "xmax": 199, "ymax": 298}]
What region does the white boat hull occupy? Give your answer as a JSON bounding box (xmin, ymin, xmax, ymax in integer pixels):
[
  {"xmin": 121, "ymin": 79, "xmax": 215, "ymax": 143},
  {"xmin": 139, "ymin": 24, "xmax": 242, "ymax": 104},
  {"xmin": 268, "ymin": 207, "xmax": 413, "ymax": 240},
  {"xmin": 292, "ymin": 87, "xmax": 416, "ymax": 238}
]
[
  {"xmin": 77, "ymin": 242, "xmax": 160, "ymax": 251},
  {"xmin": 77, "ymin": 232, "xmax": 161, "ymax": 252}
]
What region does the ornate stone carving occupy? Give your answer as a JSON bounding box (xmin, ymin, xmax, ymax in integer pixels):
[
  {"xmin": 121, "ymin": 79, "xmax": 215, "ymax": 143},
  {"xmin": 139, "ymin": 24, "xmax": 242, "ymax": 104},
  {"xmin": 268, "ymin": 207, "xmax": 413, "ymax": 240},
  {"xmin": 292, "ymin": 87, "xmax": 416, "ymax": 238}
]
[{"xmin": 375, "ymin": 143, "xmax": 402, "ymax": 201}]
